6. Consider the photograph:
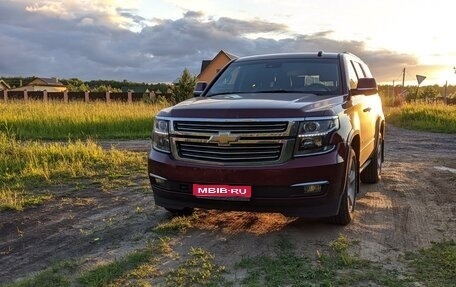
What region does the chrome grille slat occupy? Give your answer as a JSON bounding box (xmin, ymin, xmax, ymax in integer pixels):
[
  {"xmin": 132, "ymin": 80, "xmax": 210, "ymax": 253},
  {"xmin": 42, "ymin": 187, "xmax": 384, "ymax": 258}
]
[
  {"xmin": 169, "ymin": 119, "xmax": 296, "ymax": 164},
  {"xmin": 174, "ymin": 121, "xmax": 287, "ymax": 134},
  {"xmin": 177, "ymin": 142, "xmax": 282, "ymax": 162},
  {"xmin": 179, "ymin": 143, "xmax": 281, "ymax": 150},
  {"xmin": 181, "ymin": 155, "xmax": 279, "ymax": 162}
]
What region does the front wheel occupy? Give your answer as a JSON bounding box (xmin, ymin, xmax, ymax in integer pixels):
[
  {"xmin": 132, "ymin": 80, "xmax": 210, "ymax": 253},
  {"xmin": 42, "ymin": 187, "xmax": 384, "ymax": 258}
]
[
  {"xmin": 329, "ymin": 147, "xmax": 359, "ymax": 225},
  {"xmin": 361, "ymin": 134, "xmax": 383, "ymax": 184}
]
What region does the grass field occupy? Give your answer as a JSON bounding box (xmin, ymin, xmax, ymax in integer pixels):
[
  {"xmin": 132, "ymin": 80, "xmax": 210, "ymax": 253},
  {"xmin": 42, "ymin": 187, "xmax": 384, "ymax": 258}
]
[
  {"xmin": 0, "ymin": 101, "xmax": 169, "ymax": 140},
  {"xmin": 386, "ymin": 103, "xmax": 456, "ymax": 134},
  {"xmin": 2, "ymin": 101, "xmax": 455, "ymax": 140},
  {"xmin": 0, "ymin": 132, "xmax": 145, "ymax": 211}
]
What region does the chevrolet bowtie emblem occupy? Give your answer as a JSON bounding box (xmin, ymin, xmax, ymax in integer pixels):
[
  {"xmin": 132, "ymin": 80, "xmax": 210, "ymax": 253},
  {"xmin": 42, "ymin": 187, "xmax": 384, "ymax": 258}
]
[{"xmin": 208, "ymin": 132, "xmax": 239, "ymax": 146}]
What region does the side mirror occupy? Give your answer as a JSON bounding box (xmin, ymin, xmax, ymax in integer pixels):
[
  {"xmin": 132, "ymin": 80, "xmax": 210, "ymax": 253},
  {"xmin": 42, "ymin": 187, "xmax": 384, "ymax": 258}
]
[
  {"xmin": 193, "ymin": 82, "xmax": 207, "ymax": 97},
  {"xmin": 352, "ymin": 78, "xmax": 378, "ymax": 95}
]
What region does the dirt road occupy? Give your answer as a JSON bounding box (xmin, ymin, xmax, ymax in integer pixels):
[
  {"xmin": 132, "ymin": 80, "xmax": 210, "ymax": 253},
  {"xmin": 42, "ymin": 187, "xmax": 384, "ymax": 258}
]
[{"xmin": 1, "ymin": 126, "xmax": 455, "ymax": 285}]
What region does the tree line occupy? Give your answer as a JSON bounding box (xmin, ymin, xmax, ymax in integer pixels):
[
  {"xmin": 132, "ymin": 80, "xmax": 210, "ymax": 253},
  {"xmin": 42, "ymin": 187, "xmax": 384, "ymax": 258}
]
[
  {"xmin": 378, "ymin": 84, "xmax": 456, "ymax": 106},
  {"xmin": 3, "ymin": 73, "xmax": 455, "ymax": 106},
  {"xmin": 0, "ymin": 76, "xmax": 172, "ymax": 94},
  {"xmin": 1, "ymin": 69, "xmax": 196, "ymax": 105}
]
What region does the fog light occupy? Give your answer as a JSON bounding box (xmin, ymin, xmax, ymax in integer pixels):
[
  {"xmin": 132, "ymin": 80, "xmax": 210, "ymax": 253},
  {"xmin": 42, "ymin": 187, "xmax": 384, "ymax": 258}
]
[
  {"xmin": 300, "ymin": 137, "xmax": 323, "ymax": 150},
  {"xmin": 302, "ymin": 184, "xmax": 322, "ymax": 193},
  {"xmin": 155, "ymin": 177, "xmax": 166, "ymax": 185},
  {"xmin": 291, "ymin": 181, "xmax": 328, "ymax": 193},
  {"xmin": 150, "ymin": 173, "xmax": 167, "ymax": 185}
]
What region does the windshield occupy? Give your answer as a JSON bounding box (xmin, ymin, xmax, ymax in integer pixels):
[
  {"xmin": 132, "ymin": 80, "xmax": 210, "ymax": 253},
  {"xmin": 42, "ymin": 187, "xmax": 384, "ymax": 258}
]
[{"xmin": 206, "ymin": 58, "xmax": 342, "ymax": 96}]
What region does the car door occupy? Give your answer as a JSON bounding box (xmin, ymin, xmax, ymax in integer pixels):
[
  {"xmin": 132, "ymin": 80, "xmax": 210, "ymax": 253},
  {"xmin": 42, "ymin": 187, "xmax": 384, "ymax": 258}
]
[{"xmin": 351, "ymin": 61, "xmax": 377, "ymax": 164}]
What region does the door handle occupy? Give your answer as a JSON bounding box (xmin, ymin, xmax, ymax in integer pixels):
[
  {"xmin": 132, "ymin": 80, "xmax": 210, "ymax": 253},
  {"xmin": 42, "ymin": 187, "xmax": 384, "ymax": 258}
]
[{"xmin": 363, "ymin": 107, "xmax": 371, "ymax": 112}]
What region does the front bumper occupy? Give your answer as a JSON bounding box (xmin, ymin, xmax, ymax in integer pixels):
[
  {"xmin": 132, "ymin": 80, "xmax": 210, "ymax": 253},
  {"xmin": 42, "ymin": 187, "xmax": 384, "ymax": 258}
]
[{"xmin": 148, "ymin": 145, "xmax": 348, "ymax": 218}]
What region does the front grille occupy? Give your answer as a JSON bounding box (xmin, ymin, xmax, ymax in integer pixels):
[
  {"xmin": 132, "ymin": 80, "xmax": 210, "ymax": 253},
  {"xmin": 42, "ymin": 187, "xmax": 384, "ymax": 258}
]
[
  {"xmin": 177, "ymin": 142, "xmax": 282, "ymax": 163},
  {"xmin": 174, "ymin": 121, "xmax": 288, "ymax": 134}
]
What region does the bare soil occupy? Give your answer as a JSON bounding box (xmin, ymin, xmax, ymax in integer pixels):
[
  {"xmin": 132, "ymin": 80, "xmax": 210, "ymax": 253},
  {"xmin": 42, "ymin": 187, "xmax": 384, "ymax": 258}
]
[{"xmin": 1, "ymin": 126, "xmax": 455, "ymax": 285}]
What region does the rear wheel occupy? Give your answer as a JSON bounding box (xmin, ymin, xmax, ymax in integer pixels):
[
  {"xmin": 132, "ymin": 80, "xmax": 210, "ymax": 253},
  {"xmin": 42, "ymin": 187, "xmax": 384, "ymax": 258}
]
[
  {"xmin": 361, "ymin": 133, "xmax": 383, "ymax": 184},
  {"xmin": 329, "ymin": 147, "xmax": 358, "ymax": 225}
]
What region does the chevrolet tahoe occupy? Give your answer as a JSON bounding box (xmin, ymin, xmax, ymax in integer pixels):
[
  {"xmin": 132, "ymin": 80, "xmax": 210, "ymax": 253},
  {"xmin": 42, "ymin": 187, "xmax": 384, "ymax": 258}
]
[{"xmin": 148, "ymin": 51, "xmax": 385, "ymax": 225}]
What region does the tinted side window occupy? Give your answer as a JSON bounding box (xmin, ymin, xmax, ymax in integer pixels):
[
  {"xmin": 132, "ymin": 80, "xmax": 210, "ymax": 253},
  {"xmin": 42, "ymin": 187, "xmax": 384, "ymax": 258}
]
[
  {"xmin": 360, "ymin": 62, "xmax": 373, "ymax": 77},
  {"xmin": 347, "ymin": 61, "xmax": 358, "ymax": 89},
  {"xmin": 353, "ymin": 62, "xmax": 366, "ymax": 79}
]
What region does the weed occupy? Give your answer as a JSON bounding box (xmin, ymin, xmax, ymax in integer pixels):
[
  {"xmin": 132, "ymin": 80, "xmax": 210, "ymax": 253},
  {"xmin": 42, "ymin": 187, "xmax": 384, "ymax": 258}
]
[
  {"xmin": 328, "ymin": 235, "xmax": 359, "ymax": 266},
  {"xmin": 405, "ymin": 240, "xmax": 456, "ymax": 287},
  {"xmin": 4, "ymin": 260, "xmax": 78, "ymax": 287},
  {"xmin": 153, "ymin": 214, "xmax": 197, "ymax": 235},
  {"xmin": 387, "ymin": 103, "xmax": 456, "ymax": 133},
  {"xmin": 78, "ymin": 243, "xmax": 162, "ymax": 287},
  {"xmin": 0, "ymin": 133, "xmax": 145, "ymax": 211},
  {"xmin": 0, "ymin": 188, "xmax": 52, "ymax": 211},
  {"xmin": 234, "ymin": 236, "xmax": 408, "ymax": 287},
  {"xmin": 166, "ymin": 247, "xmax": 226, "ymax": 287}
]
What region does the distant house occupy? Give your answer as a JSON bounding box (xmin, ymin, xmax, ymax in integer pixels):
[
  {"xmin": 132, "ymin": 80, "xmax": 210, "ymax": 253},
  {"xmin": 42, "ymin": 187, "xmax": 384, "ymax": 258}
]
[
  {"xmin": 197, "ymin": 50, "xmax": 237, "ymax": 83},
  {"xmin": 0, "ymin": 80, "xmax": 10, "ymax": 91},
  {"xmin": 9, "ymin": 77, "xmax": 67, "ymax": 92}
]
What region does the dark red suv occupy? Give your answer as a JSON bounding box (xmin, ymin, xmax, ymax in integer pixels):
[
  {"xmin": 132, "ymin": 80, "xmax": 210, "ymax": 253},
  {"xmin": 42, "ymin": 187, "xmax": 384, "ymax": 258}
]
[{"xmin": 148, "ymin": 52, "xmax": 385, "ymax": 225}]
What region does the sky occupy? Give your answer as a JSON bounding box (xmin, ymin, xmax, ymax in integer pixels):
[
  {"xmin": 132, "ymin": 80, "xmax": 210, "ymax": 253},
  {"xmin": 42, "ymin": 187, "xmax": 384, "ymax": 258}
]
[{"xmin": 0, "ymin": 0, "xmax": 455, "ymax": 85}]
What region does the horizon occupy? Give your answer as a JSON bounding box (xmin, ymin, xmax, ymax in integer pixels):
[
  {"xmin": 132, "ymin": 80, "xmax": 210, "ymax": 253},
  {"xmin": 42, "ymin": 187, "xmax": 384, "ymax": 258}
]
[{"xmin": 3, "ymin": 75, "xmax": 456, "ymax": 89}]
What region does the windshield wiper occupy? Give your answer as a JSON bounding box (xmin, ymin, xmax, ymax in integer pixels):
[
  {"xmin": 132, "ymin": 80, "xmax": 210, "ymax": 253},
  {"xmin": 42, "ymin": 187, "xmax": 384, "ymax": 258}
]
[{"xmin": 256, "ymin": 89, "xmax": 327, "ymax": 96}]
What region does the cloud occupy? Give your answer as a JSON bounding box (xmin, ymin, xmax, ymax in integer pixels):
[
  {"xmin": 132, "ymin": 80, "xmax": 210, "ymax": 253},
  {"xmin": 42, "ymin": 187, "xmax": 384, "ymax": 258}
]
[
  {"xmin": 25, "ymin": 2, "xmax": 69, "ymax": 18},
  {"xmin": 0, "ymin": 1, "xmax": 424, "ymax": 83},
  {"xmin": 138, "ymin": 13, "xmax": 418, "ymax": 81},
  {"xmin": 183, "ymin": 10, "xmax": 204, "ymax": 18}
]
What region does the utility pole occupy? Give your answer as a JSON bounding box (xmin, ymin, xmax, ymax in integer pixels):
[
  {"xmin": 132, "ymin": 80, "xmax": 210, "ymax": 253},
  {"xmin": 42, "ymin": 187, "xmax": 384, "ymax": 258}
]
[
  {"xmin": 402, "ymin": 68, "xmax": 405, "ymax": 87},
  {"xmin": 444, "ymin": 80, "xmax": 447, "ymax": 105}
]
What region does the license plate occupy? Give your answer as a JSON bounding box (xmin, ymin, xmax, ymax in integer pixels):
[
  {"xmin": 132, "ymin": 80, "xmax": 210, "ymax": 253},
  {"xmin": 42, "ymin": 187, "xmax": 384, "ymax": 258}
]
[{"xmin": 193, "ymin": 184, "xmax": 252, "ymax": 200}]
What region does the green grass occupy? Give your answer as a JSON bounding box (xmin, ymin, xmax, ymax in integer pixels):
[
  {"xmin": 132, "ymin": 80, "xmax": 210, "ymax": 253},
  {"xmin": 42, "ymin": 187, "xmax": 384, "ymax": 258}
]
[
  {"xmin": 166, "ymin": 247, "xmax": 226, "ymax": 287},
  {"xmin": 387, "ymin": 103, "xmax": 456, "ymax": 133},
  {"xmin": 5, "ymin": 270, "xmax": 69, "ymax": 287},
  {"xmin": 7, "ymin": 236, "xmax": 456, "ymax": 287},
  {"xmin": 405, "ymin": 240, "xmax": 456, "ymax": 287},
  {"xmin": 235, "ymin": 235, "xmax": 408, "ymax": 287},
  {"xmin": 5, "ymin": 261, "xmax": 77, "ymax": 287},
  {"xmin": 6, "ymin": 239, "xmax": 169, "ymax": 287},
  {"xmin": 78, "ymin": 247, "xmax": 157, "ymax": 287},
  {"xmin": 6, "ymin": 238, "xmax": 225, "ymax": 287},
  {"xmin": 153, "ymin": 214, "xmax": 198, "ymax": 235},
  {"xmin": 0, "ymin": 132, "xmax": 145, "ymax": 211},
  {"xmin": 0, "ymin": 101, "xmax": 168, "ymax": 140}
]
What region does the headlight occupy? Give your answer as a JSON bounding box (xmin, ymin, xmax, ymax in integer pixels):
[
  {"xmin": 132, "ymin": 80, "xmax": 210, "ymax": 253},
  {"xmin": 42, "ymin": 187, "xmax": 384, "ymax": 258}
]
[
  {"xmin": 294, "ymin": 117, "xmax": 339, "ymax": 156},
  {"xmin": 152, "ymin": 119, "xmax": 170, "ymax": 153}
]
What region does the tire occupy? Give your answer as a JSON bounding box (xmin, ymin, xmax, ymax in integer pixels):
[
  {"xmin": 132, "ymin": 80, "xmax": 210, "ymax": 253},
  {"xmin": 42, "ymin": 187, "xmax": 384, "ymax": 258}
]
[
  {"xmin": 329, "ymin": 147, "xmax": 358, "ymax": 225},
  {"xmin": 361, "ymin": 133, "xmax": 383, "ymax": 184},
  {"xmin": 165, "ymin": 207, "xmax": 194, "ymax": 216}
]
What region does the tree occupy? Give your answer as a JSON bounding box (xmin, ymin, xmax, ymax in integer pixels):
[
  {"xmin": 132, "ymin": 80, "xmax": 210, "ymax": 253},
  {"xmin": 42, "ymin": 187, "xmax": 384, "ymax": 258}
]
[
  {"xmin": 91, "ymin": 85, "xmax": 121, "ymax": 92},
  {"xmin": 172, "ymin": 68, "xmax": 197, "ymax": 104},
  {"xmin": 421, "ymin": 85, "xmax": 440, "ymax": 100},
  {"xmin": 64, "ymin": 78, "xmax": 90, "ymax": 92}
]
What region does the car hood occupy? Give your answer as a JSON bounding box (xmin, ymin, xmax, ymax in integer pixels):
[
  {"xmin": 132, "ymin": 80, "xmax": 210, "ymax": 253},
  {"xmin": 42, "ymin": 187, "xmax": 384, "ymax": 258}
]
[{"xmin": 158, "ymin": 93, "xmax": 345, "ymax": 118}]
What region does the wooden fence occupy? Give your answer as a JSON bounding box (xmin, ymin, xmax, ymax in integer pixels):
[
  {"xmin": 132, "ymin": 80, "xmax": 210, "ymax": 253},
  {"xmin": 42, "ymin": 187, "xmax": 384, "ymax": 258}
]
[{"xmin": 0, "ymin": 90, "xmax": 171, "ymax": 103}]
